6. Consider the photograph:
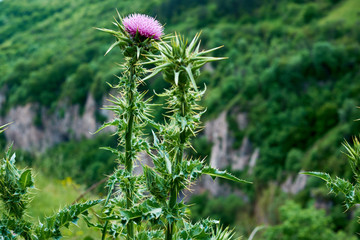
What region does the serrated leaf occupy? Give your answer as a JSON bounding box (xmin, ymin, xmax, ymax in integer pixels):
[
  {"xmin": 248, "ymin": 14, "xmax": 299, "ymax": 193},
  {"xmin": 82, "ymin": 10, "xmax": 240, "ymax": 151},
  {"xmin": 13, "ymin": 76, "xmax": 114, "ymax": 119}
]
[
  {"xmin": 36, "ymin": 200, "xmax": 102, "ymax": 238},
  {"xmin": 303, "ymin": 171, "xmax": 360, "ymax": 210},
  {"xmin": 301, "ymin": 171, "xmax": 331, "ymax": 182},
  {"xmin": 100, "ymin": 146, "xmax": 119, "ymax": 155},
  {"xmin": 202, "ymin": 167, "xmax": 251, "ymax": 184},
  {"xmin": 118, "ymin": 210, "xmax": 142, "ymax": 223},
  {"xmin": 93, "ymin": 119, "xmax": 120, "ymax": 134}
]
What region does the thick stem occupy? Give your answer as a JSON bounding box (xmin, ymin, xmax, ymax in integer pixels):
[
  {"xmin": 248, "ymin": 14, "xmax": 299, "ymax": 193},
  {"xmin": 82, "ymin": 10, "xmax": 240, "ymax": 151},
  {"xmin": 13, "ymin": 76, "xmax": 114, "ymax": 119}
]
[
  {"xmin": 125, "ymin": 58, "xmax": 136, "ymax": 240},
  {"xmin": 166, "ymin": 87, "xmax": 187, "ymax": 240},
  {"xmin": 102, "ymin": 57, "xmax": 137, "ymax": 240}
]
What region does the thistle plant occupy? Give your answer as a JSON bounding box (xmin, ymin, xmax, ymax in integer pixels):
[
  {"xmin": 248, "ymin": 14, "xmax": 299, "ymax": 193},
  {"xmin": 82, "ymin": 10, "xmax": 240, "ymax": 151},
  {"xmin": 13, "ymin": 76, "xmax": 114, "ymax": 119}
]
[
  {"xmin": 96, "ymin": 12, "xmax": 250, "ymax": 240},
  {"xmin": 0, "ymin": 123, "xmax": 100, "ymax": 239},
  {"xmin": 95, "ymin": 12, "xmax": 163, "ymax": 239},
  {"xmin": 303, "ymin": 137, "xmax": 360, "ymax": 212}
]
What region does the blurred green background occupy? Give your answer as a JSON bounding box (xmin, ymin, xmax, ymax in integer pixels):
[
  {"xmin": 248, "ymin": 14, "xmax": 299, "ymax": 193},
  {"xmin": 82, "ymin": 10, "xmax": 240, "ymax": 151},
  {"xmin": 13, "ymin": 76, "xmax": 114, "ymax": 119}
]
[{"xmin": 1, "ymin": 0, "xmax": 360, "ymax": 239}]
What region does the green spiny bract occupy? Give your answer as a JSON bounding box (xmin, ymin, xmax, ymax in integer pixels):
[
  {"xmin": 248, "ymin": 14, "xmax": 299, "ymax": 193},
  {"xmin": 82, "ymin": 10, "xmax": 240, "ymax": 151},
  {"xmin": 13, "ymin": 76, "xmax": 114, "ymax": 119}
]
[{"xmin": 143, "ymin": 33, "xmax": 225, "ymax": 89}]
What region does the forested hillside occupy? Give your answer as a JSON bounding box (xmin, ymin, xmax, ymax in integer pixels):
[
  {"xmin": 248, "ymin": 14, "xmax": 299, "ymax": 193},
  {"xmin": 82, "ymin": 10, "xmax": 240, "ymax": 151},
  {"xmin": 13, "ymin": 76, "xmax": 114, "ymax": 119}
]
[{"xmin": 1, "ymin": 0, "xmax": 360, "ymax": 238}]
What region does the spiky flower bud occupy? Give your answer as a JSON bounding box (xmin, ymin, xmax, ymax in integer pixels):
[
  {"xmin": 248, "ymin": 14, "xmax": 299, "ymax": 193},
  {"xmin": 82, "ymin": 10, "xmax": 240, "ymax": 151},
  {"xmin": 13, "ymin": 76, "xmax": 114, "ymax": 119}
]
[{"xmin": 144, "ymin": 33, "xmax": 225, "ymax": 90}]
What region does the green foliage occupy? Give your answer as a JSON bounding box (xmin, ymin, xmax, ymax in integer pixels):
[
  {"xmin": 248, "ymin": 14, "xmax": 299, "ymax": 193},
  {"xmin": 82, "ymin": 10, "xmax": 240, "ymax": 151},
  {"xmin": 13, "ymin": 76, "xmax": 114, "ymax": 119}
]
[
  {"xmin": 285, "ymin": 149, "xmax": 303, "ymax": 173},
  {"xmin": 302, "ymin": 4, "xmax": 321, "ymax": 24},
  {"xmin": 262, "ymin": 200, "xmax": 355, "ymax": 240},
  {"xmin": 62, "ymin": 63, "xmax": 94, "ymax": 107},
  {"xmin": 190, "ymin": 193, "xmax": 244, "ymax": 227}
]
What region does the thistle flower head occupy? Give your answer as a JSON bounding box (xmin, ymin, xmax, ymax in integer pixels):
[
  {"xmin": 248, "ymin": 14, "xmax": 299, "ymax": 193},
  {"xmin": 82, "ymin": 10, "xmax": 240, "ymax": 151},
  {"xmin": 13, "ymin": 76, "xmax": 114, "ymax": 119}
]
[
  {"xmin": 123, "ymin": 13, "xmax": 164, "ymax": 40},
  {"xmin": 97, "ymin": 12, "xmax": 164, "ymax": 57}
]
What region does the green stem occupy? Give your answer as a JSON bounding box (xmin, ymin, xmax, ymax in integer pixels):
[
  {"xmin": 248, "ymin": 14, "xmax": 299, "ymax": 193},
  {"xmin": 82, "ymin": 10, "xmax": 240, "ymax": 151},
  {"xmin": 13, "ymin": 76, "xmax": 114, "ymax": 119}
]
[
  {"xmin": 166, "ymin": 87, "xmax": 187, "ymax": 240},
  {"xmin": 101, "ymin": 221, "xmax": 109, "ymax": 240},
  {"xmin": 102, "ymin": 57, "xmax": 137, "ymax": 240},
  {"xmin": 125, "ymin": 57, "xmax": 136, "ymax": 240}
]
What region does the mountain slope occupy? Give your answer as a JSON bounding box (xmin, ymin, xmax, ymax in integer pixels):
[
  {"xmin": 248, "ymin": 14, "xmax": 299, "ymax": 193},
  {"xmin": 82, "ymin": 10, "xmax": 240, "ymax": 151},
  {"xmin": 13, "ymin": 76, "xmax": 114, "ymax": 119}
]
[{"xmin": 1, "ymin": 0, "xmax": 360, "ymax": 237}]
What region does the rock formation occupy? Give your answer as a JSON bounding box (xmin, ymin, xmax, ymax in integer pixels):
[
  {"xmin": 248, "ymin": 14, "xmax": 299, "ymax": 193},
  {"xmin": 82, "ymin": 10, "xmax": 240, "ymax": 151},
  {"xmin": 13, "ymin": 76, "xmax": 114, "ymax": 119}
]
[{"xmin": 0, "ymin": 94, "xmax": 111, "ymax": 151}]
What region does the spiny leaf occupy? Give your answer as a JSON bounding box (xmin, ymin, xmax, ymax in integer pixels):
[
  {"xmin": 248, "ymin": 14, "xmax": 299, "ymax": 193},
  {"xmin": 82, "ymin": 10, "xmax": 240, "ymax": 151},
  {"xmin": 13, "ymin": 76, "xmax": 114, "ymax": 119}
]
[
  {"xmin": 303, "ymin": 171, "xmax": 360, "ymax": 210},
  {"xmin": 202, "ymin": 167, "xmax": 252, "ymax": 184},
  {"xmin": 197, "ymin": 45, "xmax": 224, "ymax": 56},
  {"xmin": 187, "ymin": 32, "xmax": 200, "ymax": 55},
  {"xmin": 100, "ymin": 146, "xmax": 120, "ymax": 156},
  {"xmin": 105, "ymin": 41, "xmax": 121, "ymax": 55},
  {"xmin": 93, "ymin": 119, "xmax": 120, "ymax": 134},
  {"xmin": 0, "ymin": 122, "xmax": 12, "ymax": 134},
  {"xmin": 184, "ymin": 65, "xmax": 198, "ymax": 91},
  {"xmin": 301, "ymin": 171, "xmax": 332, "ymax": 182},
  {"xmin": 142, "ymin": 68, "xmax": 162, "ymax": 82},
  {"xmin": 36, "ymin": 200, "xmax": 102, "ymax": 238},
  {"xmin": 174, "ymin": 70, "xmax": 180, "ymax": 86},
  {"xmin": 211, "ymin": 226, "xmax": 238, "ymax": 240},
  {"xmin": 95, "ymin": 27, "xmax": 118, "ymax": 35}
]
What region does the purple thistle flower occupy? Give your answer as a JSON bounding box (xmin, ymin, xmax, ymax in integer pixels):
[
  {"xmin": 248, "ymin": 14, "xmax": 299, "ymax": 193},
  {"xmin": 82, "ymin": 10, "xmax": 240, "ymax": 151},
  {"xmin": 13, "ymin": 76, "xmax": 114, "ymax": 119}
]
[{"xmin": 123, "ymin": 13, "xmax": 164, "ymax": 40}]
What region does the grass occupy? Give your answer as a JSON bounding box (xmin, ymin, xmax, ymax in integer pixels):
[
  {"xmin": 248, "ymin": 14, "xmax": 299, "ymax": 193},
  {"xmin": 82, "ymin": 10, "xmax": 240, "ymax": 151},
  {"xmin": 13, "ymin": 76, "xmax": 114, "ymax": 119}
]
[{"xmin": 27, "ymin": 171, "xmax": 101, "ymax": 239}]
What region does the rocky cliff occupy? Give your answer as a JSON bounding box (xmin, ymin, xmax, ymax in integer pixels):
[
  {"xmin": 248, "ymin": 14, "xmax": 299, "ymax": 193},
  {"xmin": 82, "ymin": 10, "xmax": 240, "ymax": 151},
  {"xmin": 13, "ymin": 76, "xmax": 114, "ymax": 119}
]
[{"xmin": 0, "ymin": 94, "xmax": 111, "ymax": 151}]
